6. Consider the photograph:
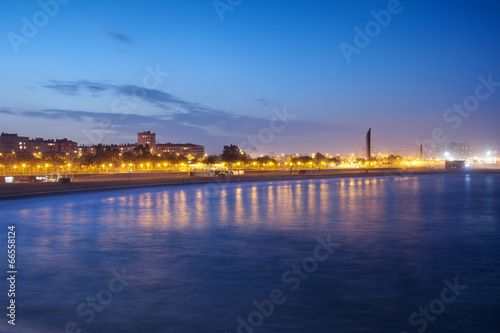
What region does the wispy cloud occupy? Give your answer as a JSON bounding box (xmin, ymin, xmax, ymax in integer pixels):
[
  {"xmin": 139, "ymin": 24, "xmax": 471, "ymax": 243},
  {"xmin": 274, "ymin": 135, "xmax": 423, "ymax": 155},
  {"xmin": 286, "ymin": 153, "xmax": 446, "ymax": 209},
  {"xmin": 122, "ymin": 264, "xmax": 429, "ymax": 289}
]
[
  {"xmin": 0, "ymin": 107, "xmax": 15, "ymax": 115},
  {"xmin": 43, "ymin": 80, "xmax": 109, "ymax": 95},
  {"xmin": 255, "ymin": 98, "xmax": 269, "ymax": 106},
  {"xmin": 107, "ymin": 31, "xmax": 132, "ymax": 43},
  {"xmin": 41, "ymin": 80, "xmax": 235, "ymax": 119},
  {"xmin": 42, "ymin": 81, "xmax": 82, "ymax": 95}
]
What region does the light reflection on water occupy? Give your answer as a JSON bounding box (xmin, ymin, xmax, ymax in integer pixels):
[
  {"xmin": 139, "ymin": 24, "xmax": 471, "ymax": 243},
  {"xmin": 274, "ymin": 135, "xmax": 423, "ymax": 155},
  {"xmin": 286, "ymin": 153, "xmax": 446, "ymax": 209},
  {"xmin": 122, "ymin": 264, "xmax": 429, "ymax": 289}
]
[{"xmin": 0, "ymin": 174, "xmax": 499, "ymax": 333}]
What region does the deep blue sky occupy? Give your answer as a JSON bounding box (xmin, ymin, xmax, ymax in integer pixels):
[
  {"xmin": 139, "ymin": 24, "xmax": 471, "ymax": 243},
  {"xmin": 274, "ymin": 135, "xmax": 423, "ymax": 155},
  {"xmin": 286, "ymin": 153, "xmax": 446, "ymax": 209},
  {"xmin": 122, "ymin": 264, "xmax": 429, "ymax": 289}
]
[{"xmin": 1, "ymin": 0, "xmax": 499, "ymax": 156}]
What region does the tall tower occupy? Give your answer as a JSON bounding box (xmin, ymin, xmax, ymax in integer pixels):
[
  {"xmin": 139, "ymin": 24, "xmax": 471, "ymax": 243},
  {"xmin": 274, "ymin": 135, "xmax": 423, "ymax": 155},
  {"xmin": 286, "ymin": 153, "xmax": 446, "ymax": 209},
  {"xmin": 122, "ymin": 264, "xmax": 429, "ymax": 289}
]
[
  {"xmin": 419, "ymin": 143, "xmax": 423, "ymax": 160},
  {"xmin": 366, "ymin": 127, "xmax": 371, "ymax": 160},
  {"xmin": 138, "ymin": 131, "xmax": 156, "ymax": 153}
]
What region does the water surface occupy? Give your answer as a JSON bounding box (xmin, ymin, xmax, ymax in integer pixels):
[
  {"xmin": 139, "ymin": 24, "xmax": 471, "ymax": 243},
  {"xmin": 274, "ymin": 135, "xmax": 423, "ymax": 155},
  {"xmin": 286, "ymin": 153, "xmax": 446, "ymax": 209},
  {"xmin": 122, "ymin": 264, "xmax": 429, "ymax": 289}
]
[{"xmin": 0, "ymin": 174, "xmax": 499, "ymax": 332}]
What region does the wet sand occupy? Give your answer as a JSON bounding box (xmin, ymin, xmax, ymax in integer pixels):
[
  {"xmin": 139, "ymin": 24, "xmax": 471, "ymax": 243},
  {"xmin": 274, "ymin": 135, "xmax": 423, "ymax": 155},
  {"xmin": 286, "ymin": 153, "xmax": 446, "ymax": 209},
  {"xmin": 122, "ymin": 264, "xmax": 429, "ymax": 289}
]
[{"xmin": 0, "ymin": 168, "xmax": 497, "ymax": 201}]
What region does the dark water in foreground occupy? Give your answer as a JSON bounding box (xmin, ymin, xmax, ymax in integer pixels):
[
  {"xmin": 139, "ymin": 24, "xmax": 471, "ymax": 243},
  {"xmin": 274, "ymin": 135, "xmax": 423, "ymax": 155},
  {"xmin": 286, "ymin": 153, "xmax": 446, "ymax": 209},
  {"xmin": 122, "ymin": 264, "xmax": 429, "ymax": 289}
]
[{"xmin": 0, "ymin": 174, "xmax": 499, "ymax": 333}]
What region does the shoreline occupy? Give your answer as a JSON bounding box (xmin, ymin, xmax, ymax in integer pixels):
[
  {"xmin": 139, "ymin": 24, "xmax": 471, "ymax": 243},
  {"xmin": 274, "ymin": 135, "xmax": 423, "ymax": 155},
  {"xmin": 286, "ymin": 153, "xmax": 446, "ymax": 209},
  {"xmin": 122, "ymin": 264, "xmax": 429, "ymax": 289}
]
[{"xmin": 0, "ymin": 168, "xmax": 498, "ymax": 201}]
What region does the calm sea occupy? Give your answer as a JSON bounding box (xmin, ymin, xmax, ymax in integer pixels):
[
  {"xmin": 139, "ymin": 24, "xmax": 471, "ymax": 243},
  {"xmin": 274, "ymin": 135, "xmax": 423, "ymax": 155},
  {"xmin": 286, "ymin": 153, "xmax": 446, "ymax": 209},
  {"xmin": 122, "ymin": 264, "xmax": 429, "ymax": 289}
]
[{"xmin": 0, "ymin": 174, "xmax": 499, "ymax": 333}]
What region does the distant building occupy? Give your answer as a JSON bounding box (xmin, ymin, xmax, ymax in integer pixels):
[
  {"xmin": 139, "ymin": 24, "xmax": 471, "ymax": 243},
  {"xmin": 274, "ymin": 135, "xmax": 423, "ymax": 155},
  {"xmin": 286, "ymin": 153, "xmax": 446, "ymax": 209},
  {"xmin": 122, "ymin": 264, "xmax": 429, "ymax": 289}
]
[
  {"xmin": 78, "ymin": 140, "xmax": 204, "ymax": 159},
  {"xmin": 56, "ymin": 138, "xmax": 78, "ymax": 155},
  {"xmin": 156, "ymin": 143, "xmax": 205, "ymax": 159},
  {"xmin": 138, "ymin": 131, "xmax": 156, "ymax": 152},
  {"xmin": 0, "ymin": 133, "xmax": 29, "ymax": 153},
  {"xmin": 432, "ymin": 146, "xmax": 445, "ymax": 159},
  {"xmin": 1, "ymin": 133, "xmax": 77, "ymax": 155},
  {"xmin": 112, "ymin": 144, "xmax": 136, "ymax": 154},
  {"xmin": 432, "ymin": 143, "xmax": 471, "ymax": 160},
  {"xmin": 28, "ymin": 137, "xmax": 77, "ymax": 155},
  {"xmin": 4, "ymin": 130, "xmax": 205, "ymax": 159},
  {"xmin": 77, "ymin": 143, "xmax": 136, "ymax": 156},
  {"xmin": 447, "ymin": 142, "xmax": 471, "ymax": 160},
  {"xmin": 29, "ymin": 138, "xmax": 58, "ymax": 154},
  {"xmin": 77, "ymin": 145, "xmax": 96, "ymax": 156}
]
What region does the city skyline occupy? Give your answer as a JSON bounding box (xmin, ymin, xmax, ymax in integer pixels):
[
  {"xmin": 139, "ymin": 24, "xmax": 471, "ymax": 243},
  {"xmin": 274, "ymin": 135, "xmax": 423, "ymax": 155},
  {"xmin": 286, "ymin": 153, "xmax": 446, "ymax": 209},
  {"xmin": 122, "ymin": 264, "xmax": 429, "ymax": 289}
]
[
  {"xmin": 1, "ymin": 129, "xmax": 489, "ymax": 162},
  {"xmin": 1, "ymin": 0, "xmax": 499, "ymax": 155}
]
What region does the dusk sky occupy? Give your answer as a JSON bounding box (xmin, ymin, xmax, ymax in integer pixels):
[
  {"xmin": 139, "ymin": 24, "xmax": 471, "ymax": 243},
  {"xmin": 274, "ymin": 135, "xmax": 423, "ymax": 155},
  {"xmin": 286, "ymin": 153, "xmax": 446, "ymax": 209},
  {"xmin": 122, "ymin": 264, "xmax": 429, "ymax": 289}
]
[{"xmin": 1, "ymin": 0, "xmax": 499, "ymax": 156}]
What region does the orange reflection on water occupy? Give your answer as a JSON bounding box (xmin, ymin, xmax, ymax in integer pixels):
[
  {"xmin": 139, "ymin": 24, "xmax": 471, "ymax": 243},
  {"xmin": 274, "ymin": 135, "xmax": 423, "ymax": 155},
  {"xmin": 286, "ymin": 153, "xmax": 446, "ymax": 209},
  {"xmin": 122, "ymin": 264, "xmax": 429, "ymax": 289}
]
[{"xmin": 15, "ymin": 176, "xmax": 446, "ymax": 240}]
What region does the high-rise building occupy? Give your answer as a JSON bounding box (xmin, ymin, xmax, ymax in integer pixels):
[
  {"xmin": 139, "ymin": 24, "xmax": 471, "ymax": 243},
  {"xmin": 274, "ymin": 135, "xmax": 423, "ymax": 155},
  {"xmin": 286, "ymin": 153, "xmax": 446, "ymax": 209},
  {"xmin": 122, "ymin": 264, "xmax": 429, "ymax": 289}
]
[
  {"xmin": 366, "ymin": 128, "xmax": 371, "ymax": 160},
  {"xmin": 138, "ymin": 131, "xmax": 156, "ymax": 153},
  {"xmin": 138, "ymin": 131, "xmax": 156, "ymax": 146},
  {"xmin": 447, "ymin": 142, "xmax": 471, "ymax": 160},
  {"xmin": 433, "ymin": 143, "xmax": 471, "ymax": 160}
]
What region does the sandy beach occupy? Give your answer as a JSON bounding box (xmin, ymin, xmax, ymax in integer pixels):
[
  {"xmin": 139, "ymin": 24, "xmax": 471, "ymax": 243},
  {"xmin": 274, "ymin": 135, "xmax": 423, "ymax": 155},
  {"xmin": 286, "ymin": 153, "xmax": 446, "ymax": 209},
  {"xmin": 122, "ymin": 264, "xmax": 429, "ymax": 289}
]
[{"xmin": 0, "ymin": 168, "xmax": 498, "ymax": 201}]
